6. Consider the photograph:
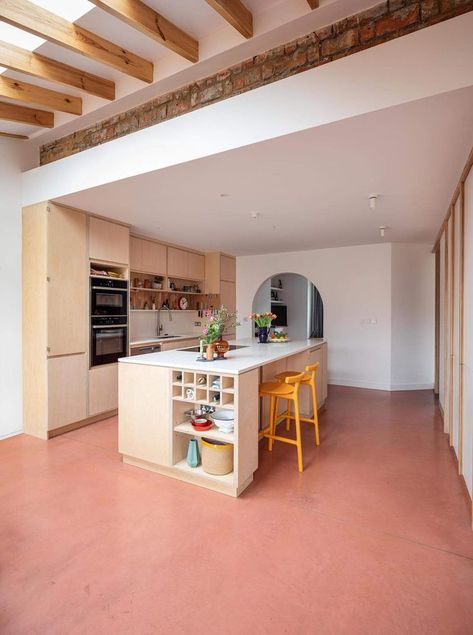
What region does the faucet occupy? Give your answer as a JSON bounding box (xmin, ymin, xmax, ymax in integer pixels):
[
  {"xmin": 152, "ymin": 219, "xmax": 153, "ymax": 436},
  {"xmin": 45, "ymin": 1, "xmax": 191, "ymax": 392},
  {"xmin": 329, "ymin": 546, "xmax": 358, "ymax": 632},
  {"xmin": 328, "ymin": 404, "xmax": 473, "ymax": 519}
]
[{"xmin": 157, "ymin": 305, "xmax": 173, "ymax": 336}]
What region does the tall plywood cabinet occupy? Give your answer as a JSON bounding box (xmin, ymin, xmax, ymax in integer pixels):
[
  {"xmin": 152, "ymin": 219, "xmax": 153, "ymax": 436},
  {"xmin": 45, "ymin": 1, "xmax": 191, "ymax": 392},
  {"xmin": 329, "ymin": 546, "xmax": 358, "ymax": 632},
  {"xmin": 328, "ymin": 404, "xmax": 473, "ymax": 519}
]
[
  {"xmin": 205, "ymin": 252, "xmax": 237, "ymax": 335},
  {"xmin": 23, "ymin": 202, "xmax": 88, "ymax": 439}
]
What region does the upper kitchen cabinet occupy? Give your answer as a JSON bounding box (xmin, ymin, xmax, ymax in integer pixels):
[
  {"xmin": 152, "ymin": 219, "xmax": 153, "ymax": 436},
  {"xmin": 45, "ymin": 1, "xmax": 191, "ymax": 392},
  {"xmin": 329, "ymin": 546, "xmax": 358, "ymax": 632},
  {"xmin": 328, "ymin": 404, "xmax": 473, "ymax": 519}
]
[
  {"xmin": 48, "ymin": 204, "xmax": 87, "ymax": 357},
  {"xmin": 220, "ymin": 255, "xmax": 236, "ymax": 282},
  {"xmin": 130, "ymin": 236, "xmax": 166, "ymax": 274},
  {"xmin": 205, "ymin": 253, "xmax": 237, "ymax": 294},
  {"xmin": 168, "ymin": 247, "xmax": 205, "ymax": 280},
  {"xmin": 188, "ymin": 251, "xmax": 205, "ymax": 280},
  {"xmin": 89, "ymin": 217, "xmax": 130, "ymax": 265}
]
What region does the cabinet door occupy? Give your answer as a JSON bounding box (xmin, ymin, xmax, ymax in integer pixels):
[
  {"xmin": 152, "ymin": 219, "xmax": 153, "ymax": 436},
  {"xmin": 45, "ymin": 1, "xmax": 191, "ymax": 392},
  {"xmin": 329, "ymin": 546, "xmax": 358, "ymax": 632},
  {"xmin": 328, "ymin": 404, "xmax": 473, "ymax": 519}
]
[
  {"xmin": 220, "ymin": 280, "xmax": 236, "ymax": 312},
  {"xmin": 220, "ymin": 280, "xmax": 236, "ymax": 336},
  {"xmin": 167, "ymin": 247, "xmax": 188, "ymax": 278},
  {"xmin": 142, "ymin": 240, "xmax": 166, "ymax": 275},
  {"xmin": 130, "ymin": 236, "xmax": 143, "ymax": 271},
  {"xmin": 47, "ymin": 204, "xmax": 87, "ymax": 356},
  {"xmin": 204, "ymin": 252, "xmax": 221, "ymax": 294},
  {"xmin": 48, "ymin": 354, "xmax": 87, "ymax": 431},
  {"xmin": 188, "ymin": 252, "xmax": 205, "ymax": 280},
  {"xmin": 309, "ymin": 347, "xmax": 325, "ymax": 404},
  {"xmin": 89, "ymin": 364, "xmax": 118, "ymax": 416},
  {"xmin": 160, "ymin": 338, "xmax": 199, "ymax": 351},
  {"xmin": 89, "ymin": 217, "xmax": 130, "ymax": 264},
  {"xmin": 221, "ymin": 255, "xmax": 236, "ymax": 282}
]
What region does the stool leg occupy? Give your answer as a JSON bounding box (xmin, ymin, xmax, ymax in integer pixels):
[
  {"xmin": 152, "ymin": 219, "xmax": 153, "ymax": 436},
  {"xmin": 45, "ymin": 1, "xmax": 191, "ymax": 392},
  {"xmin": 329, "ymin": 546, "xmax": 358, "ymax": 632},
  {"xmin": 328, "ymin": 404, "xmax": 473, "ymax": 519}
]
[
  {"xmin": 285, "ymin": 402, "xmax": 291, "ymax": 431},
  {"xmin": 311, "ymin": 379, "xmax": 320, "ymax": 446},
  {"xmin": 294, "ymin": 397, "xmax": 303, "ymax": 473},
  {"xmin": 268, "ymin": 395, "xmax": 276, "ymax": 452}
]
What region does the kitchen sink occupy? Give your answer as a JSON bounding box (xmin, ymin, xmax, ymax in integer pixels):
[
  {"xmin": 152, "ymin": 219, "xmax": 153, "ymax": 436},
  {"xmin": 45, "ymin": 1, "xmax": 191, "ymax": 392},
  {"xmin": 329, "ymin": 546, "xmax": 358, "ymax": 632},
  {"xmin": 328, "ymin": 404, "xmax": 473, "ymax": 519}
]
[{"xmin": 177, "ymin": 345, "xmax": 249, "ymax": 352}]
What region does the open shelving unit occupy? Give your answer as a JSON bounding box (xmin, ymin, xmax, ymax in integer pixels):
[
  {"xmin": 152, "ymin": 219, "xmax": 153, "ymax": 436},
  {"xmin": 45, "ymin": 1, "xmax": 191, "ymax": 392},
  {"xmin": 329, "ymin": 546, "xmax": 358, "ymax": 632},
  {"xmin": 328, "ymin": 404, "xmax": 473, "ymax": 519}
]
[
  {"xmin": 119, "ymin": 361, "xmax": 260, "ymax": 497},
  {"xmin": 171, "ymin": 368, "xmax": 237, "ymax": 489},
  {"xmin": 130, "ymin": 271, "xmax": 220, "ymax": 312}
]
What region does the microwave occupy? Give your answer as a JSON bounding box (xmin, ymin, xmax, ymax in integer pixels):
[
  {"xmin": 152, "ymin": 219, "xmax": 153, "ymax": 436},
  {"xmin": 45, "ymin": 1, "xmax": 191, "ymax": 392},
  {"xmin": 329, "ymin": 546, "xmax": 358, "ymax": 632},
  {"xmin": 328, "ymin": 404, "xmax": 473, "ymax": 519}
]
[{"xmin": 90, "ymin": 277, "xmax": 128, "ymax": 317}]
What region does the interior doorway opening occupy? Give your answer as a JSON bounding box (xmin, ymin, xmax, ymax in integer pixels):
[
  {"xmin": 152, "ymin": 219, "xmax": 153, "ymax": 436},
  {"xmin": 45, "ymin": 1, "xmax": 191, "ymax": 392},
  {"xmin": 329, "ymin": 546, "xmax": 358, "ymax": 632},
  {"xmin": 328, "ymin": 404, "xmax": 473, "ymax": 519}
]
[{"xmin": 251, "ymin": 273, "xmax": 324, "ymax": 340}]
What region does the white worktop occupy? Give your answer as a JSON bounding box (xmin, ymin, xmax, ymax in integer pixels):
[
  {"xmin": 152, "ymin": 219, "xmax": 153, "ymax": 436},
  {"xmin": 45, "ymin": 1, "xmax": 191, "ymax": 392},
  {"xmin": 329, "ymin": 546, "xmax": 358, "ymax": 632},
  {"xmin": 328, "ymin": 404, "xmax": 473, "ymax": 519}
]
[{"xmin": 120, "ymin": 337, "xmax": 325, "ymax": 375}]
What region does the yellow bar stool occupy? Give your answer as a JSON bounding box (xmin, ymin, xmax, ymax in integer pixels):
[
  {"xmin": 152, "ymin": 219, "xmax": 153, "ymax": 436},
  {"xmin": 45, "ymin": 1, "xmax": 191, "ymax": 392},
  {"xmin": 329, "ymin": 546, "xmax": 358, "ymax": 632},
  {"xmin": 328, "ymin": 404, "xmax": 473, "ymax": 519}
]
[
  {"xmin": 259, "ymin": 372, "xmax": 305, "ymax": 472},
  {"xmin": 275, "ymin": 363, "xmax": 320, "ymax": 446}
]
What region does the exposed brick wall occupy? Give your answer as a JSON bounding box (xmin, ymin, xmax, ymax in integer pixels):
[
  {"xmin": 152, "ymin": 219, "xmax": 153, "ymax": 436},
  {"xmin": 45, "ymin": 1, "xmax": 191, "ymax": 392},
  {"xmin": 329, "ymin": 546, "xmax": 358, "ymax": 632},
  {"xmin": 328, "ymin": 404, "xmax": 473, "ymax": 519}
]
[{"xmin": 40, "ymin": 0, "xmax": 473, "ymax": 165}]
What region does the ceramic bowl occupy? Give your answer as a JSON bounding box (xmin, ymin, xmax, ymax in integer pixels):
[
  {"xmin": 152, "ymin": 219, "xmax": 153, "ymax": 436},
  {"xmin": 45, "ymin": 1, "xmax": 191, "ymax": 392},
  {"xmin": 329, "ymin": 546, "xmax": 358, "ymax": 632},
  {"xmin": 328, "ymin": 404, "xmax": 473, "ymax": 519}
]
[
  {"xmin": 211, "ymin": 410, "xmax": 234, "ymax": 432},
  {"xmin": 192, "ymin": 417, "xmax": 208, "ymax": 425}
]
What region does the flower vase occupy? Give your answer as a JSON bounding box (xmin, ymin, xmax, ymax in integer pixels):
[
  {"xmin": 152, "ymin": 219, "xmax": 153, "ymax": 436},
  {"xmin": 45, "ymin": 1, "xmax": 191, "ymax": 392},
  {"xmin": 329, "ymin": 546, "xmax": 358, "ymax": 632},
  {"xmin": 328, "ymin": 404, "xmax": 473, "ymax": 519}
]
[
  {"xmin": 187, "ymin": 438, "xmax": 200, "ymax": 468},
  {"xmin": 205, "ymin": 344, "xmax": 215, "ymax": 360},
  {"xmin": 258, "ymin": 326, "xmax": 269, "ymax": 343}
]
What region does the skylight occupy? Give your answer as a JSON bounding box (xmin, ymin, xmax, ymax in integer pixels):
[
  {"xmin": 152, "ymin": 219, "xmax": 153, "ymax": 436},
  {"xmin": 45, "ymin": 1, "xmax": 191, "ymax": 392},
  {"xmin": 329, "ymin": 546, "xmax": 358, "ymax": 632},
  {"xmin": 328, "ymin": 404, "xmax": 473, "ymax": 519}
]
[{"xmin": 0, "ymin": 0, "xmax": 94, "ymax": 74}]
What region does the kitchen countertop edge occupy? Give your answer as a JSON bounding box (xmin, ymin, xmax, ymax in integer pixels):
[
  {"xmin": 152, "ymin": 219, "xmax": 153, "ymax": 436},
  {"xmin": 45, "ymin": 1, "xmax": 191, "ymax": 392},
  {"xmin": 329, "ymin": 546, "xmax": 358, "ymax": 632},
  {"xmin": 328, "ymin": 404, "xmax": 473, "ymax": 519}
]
[{"xmin": 120, "ymin": 338, "xmax": 326, "ymax": 375}]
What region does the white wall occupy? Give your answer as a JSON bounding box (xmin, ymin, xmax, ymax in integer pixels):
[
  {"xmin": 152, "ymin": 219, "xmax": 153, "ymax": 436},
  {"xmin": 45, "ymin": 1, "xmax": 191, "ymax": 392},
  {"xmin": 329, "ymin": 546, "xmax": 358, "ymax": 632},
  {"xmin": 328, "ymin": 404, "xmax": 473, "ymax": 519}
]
[
  {"xmin": 237, "ymin": 242, "xmax": 435, "ymax": 391},
  {"xmin": 0, "ymin": 140, "xmax": 30, "ymax": 438},
  {"xmin": 391, "ymin": 244, "xmax": 435, "ymax": 390},
  {"xmin": 237, "ymin": 243, "xmax": 393, "ymax": 390}
]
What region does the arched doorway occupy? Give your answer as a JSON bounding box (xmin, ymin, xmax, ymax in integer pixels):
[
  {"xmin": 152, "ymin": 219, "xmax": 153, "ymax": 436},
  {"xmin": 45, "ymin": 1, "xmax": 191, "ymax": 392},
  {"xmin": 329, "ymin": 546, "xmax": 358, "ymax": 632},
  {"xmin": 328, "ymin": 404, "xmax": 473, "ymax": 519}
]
[{"xmin": 251, "ymin": 272, "xmax": 323, "ymax": 340}]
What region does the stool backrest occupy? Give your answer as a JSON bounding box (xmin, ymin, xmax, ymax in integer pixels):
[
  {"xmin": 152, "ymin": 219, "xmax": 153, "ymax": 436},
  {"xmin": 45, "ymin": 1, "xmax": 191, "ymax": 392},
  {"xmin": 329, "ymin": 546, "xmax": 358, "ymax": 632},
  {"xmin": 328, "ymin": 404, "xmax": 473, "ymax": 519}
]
[
  {"xmin": 305, "ymin": 362, "xmax": 320, "ymax": 383},
  {"xmin": 284, "ymin": 371, "xmax": 305, "ymax": 395}
]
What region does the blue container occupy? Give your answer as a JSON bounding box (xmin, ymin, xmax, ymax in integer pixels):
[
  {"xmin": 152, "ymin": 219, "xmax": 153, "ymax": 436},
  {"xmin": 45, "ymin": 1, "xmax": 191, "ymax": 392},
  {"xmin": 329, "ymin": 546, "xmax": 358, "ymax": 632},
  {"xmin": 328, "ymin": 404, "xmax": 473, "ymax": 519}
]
[{"xmin": 187, "ymin": 438, "xmax": 200, "ymax": 468}]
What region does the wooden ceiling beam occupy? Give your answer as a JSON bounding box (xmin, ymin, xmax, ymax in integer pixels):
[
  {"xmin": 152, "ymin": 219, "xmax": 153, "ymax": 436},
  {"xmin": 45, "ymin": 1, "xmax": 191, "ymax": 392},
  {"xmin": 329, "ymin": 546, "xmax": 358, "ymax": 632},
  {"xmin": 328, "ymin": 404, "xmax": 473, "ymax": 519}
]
[
  {"xmin": 0, "ymin": 41, "xmax": 115, "ymax": 100},
  {"xmin": 0, "ymin": 130, "xmax": 28, "ymax": 139},
  {"xmin": 307, "ymin": 0, "xmax": 320, "ymax": 8},
  {"xmin": 89, "ymin": 0, "xmax": 199, "ymax": 63},
  {"xmin": 205, "ymin": 0, "xmax": 253, "ymax": 39},
  {"xmin": 0, "ymin": 0, "xmax": 153, "ymax": 83},
  {"xmin": 0, "ymin": 100, "xmax": 54, "ymax": 127},
  {"xmin": 0, "ymin": 76, "xmax": 82, "ymax": 115}
]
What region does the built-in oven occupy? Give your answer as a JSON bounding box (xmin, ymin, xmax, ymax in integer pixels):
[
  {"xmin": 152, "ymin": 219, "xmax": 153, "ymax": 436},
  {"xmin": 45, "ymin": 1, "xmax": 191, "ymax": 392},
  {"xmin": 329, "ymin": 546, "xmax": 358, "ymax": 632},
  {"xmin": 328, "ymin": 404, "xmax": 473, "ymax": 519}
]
[
  {"xmin": 91, "ymin": 316, "xmax": 128, "ymax": 367},
  {"xmin": 90, "ymin": 277, "xmax": 128, "ymax": 366},
  {"xmin": 90, "ymin": 276, "xmax": 128, "ymax": 317}
]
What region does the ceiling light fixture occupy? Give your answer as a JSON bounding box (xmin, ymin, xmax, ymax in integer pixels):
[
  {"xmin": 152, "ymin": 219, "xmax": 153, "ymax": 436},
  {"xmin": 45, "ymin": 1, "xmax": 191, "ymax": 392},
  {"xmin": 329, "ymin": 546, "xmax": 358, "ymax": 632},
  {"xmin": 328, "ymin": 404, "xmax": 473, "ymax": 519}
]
[
  {"xmin": 369, "ymin": 194, "xmax": 379, "ymax": 210},
  {"xmin": 250, "ymin": 211, "xmax": 261, "ymax": 220}
]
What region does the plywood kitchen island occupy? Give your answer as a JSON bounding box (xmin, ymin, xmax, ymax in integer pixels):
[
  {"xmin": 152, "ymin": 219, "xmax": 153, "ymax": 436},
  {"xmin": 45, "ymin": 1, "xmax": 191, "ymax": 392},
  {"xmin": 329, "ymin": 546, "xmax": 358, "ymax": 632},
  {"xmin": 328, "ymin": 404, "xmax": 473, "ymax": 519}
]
[{"xmin": 118, "ymin": 338, "xmax": 327, "ymax": 496}]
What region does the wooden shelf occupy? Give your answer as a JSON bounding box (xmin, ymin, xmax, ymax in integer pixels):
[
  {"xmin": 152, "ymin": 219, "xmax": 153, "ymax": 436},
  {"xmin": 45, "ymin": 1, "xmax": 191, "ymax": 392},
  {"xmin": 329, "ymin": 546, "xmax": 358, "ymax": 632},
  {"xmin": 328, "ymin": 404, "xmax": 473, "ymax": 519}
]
[
  {"xmin": 131, "ymin": 287, "xmax": 206, "ymax": 295},
  {"xmin": 174, "ymin": 421, "xmax": 234, "ymax": 443},
  {"xmin": 173, "ymin": 459, "xmax": 234, "ymax": 484}
]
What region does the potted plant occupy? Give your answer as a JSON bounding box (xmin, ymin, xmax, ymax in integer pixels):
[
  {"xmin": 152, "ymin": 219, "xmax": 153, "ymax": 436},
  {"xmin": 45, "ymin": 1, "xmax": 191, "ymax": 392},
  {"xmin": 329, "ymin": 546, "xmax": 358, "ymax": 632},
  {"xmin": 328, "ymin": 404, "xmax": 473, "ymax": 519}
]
[
  {"xmin": 152, "ymin": 275, "xmax": 164, "ymax": 290},
  {"xmin": 250, "ymin": 312, "xmax": 277, "ymax": 343},
  {"xmin": 200, "ymin": 306, "xmax": 239, "ymax": 360}
]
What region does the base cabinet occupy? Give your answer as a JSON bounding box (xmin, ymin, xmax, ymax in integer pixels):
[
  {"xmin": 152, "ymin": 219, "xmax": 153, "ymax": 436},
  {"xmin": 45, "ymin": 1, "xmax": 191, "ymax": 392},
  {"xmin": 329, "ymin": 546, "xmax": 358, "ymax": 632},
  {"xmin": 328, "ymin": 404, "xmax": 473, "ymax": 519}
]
[
  {"xmin": 48, "ymin": 354, "xmax": 87, "ymax": 431},
  {"xmin": 89, "ymin": 364, "xmax": 118, "ymax": 416}
]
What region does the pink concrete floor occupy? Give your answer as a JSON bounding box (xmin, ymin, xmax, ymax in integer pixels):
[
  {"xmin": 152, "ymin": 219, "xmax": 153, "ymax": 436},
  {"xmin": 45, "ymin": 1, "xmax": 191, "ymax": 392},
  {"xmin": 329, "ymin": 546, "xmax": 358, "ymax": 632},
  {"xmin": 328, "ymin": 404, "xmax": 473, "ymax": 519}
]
[{"xmin": 1, "ymin": 386, "xmax": 473, "ymax": 634}]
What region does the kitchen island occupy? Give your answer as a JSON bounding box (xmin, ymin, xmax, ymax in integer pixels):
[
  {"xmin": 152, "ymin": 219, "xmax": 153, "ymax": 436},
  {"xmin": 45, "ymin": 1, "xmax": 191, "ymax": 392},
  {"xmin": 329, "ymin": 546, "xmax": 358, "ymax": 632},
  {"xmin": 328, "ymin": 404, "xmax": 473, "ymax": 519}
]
[{"xmin": 118, "ymin": 338, "xmax": 327, "ymax": 496}]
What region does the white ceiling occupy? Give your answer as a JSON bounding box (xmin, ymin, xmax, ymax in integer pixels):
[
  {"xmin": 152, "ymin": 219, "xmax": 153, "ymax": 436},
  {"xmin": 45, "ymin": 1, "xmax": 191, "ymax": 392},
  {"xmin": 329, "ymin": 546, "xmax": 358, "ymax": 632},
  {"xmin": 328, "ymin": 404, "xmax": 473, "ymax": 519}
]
[{"xmin": 55, "ymin": 85, "xmax": 473, "ymax": 255}]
